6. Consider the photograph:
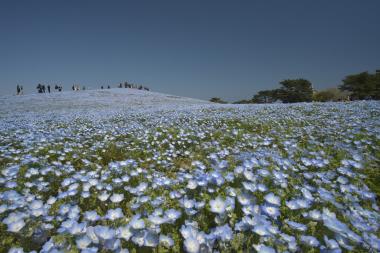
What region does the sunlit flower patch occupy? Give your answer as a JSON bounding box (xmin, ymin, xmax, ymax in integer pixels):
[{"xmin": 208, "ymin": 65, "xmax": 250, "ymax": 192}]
[{"xmin": 0, "ymin": 91, "xmax": 379, "ymax": 252}]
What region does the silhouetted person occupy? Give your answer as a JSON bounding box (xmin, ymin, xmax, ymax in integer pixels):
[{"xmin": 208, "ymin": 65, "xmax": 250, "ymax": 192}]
[
  {"xmin": 47, "ymin": 85, "xmax": 51, "ymax": 93},
  {"xmin": 101, "ymin": 86, "xmax": 103, "ymax": 89},
  {"xmin": 42, "ymin": 85, "xmax": 46, "ymax": 93},
  {"xmin": 72, "ymin": 85, "xmax": 75, "ymax": 91},
  {"xmin": 20, "ymin": 86, "xmax": 23, "ymax": 94},
  {"xmin": 37, "ymin": 84, "xmax": 43, "ymax": 93},
  {"xmin": 107, "ymin": 85, "xmax": 110, "ymax": 89},
  {"xmin": 16, "ymin": 85, "xmax": 20, "ymax": 95}
]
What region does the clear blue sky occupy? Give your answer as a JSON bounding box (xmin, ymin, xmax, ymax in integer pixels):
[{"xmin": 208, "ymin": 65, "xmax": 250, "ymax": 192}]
[{"xmin": 1, "ymin": 0, "xmax": 379, "ymax": 101}]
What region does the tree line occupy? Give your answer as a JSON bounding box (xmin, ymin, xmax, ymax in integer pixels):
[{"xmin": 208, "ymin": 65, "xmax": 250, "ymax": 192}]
[{"xmin": 210, "ymin": 70, "xmax": 380, "ymax": 104}]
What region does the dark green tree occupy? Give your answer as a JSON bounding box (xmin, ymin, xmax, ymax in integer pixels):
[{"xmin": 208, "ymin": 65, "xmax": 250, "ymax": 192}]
[
  {"xmin": 278, "ymin": 79, "xmax": 313, "ymax": 103},
  {"xmin": 251, "ymin": 89, "xmax": 280, "ymax": 103},
  {"xmin": 339, "ymin": 71, "xmax": 380, "ymax": 100},
  {"xmin": 209, "ymin": 97, "xmax": 227, "ymax": 104}
]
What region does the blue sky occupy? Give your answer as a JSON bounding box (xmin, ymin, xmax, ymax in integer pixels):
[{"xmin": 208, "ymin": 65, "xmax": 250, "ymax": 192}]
[{"xmin": 0, "ymin": 0, "xmax": 379, "ymax": 101}]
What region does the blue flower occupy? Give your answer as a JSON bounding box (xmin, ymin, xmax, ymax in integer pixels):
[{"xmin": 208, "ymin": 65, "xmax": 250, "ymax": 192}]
[{"xmin": 209, "ymin": 196, "xmax": 227, "ymax": 214}]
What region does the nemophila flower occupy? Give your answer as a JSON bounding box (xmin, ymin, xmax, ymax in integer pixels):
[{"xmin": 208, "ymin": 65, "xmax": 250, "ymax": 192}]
[
  {"xmin": 46, "ymin": 197, "xmax": 56, "ymax": 205},
  {"xmin": 82, "ymin": 191, "xmax": 90, "ymax": 198},
  {"xmin": 148, "ymin": 214, "xmax": 168, "ymax": 225},
  {"xmin": 253, "ymin": 225, "xmax": 271, "ymax": 236},
  {"xmin": 110, "ymin": 193, "xmax": 124, "ymax": 203},
  {"xmin": 105, "ymin": 238, "xmax": 121, "ymax": 250},
  {"xmin": 301, "ymin": 188, "xmax": 314, "ymax": 201},
  {"xmin": 363, "ymin": 233, "xmax": 380, "ymax": 251},
  {"xmin": 69, "ymin": 221, "xmax": 87, "ymax": 235},
  {"xmin": 28, "ymin": 199, "xmax": 42, "ymax": 209},
  {"xmin": 129, "ymin": 215, "xmax": 145, "ymax": 230},
  {"xmin": 305, "ymin": 209, "xmax": 322, "ymax": 221},
  {"xmin": 84, "ymin": 210, "xmax": 100, "ymax": 222},
  {"xmin": 261, "ymin": 204, "xmax": 280, "ymax": 218},
  {"xmin": 68, "ymin": 205, "xmax": 81, "ymax": 219},
  {"xmin": 243, "ymin": 170, "xmax": 255, "ymax": 181},
  {"xmin": 7, "ymin": 219, "xmax": 25, "ymax": 232},
  {"xmin": 0, "ymin": 204, "xmax": 8, "ymax": 213},
  {"xmin": 286, "ymin": 198, "xmax": 310, "ymax": 210},
  {"xmin": 8, "ymin": 247, "xmax": 24, "ymax": 253},
  {"xmin": 323, "ymin": 235, "xmax": 340, "ymax": 250},
  {"xmin": 301, "ymin": 235, "xmax": 320, "ymax": 247},
  {"xmin": 184, "ymin": 237, "xmax": 200, "ymax": 253},
  {"xmin": 117, "ymin": 225, "xmax": 133, "ymax": 240},
  {"xmin": 131, "ymin": 231, "xmax": 144, "ymax": 247},
  {"xmin": 81, "ymin": 247, "xmax": 99, "ymax": 253},
  {"xmin": 58, "ymin": 204, "xmax": 71, "ymax": 215},
  {"xmin": 86, "ymin": 226, "xmax": 100, "ymax": 244},
  {"xmin": 264, "ymin": 193, "xmax": 281, "ymax": 206},
  {"xmin": 165, "ymin": 209, "xmax": 181, "ymax": 222},
  {"xmin": 159, "ymin": 234, "xmax": 174, "ymax": 247},
  {"xmin": 3, "ymin": 211, "xmax": 26, "ymax": 225},
  {"xmin": 253, "ymin": 244, "xmax": 276, "ymax": 253},
  {"xmin": 210, "ymin": 196, "xmax": 227, "ymax": 214},
  {"xmin": 242, "ymin": 181, "xmax": 256, "ymax": 192},
  {"xmin": 286, "ymin": 220, "xmax": 307, "ymax": 232},
  {"xmin": 76, "ymin": 235, "xmax": 92, "ymax": 249},
  {"xmin": 183, "ymin": 198, "xmax": 196, "ymax": 209},
  {"xmin": 237, "ymin": 192, "xmax": 254, "ymax": 206},
  {"xmin": 257, "ymin": 183, "xmax": 268, "ymax": 192},
  {"xmin": 212, "ymin": 224, "xmax": 233, "ymax": 241},
  {"xmin": 187, "ymin": 179, "xmax": 198, "ymax": 189},
  {"xmin": 234, "ymin": 166, "xmax": 244, "ymax": 175},
  {"xmin": 142, "ymin": 230, "xmax": 160, "ymax": 247},
  {"xmin": 281, "ymin": 233, "xmax": 296, "ymax": 244},
  {"xmin": 105, "ymin": 208, "xmax": 124, "ymax": 220},
  {"xmin": 98, "ymin": 191, "xmax": 110, "ymax": 201},
  {"xmin": 94, "ymin": 225, "xmax": 115, "ymax": 240}
]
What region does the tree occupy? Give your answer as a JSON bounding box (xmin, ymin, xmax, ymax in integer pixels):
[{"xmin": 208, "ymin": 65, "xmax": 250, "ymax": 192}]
[
  {"xmin": 313, "ymin": 88, "xmax": 350, "ymax": 102},
  {"xmin": 209, "ymin": 97, "xmax": 227, "ymax": 104},
  {"xmin": 278, "ymin": 79, "xmax": 313, "ymax": 103},
  {"xmin": 233, "ymin": 99, "xmax": 253, "ymax": 104},
  {"xmin": 339, "ymin": 71, "xmax": 380, "ymax": 100},
  {"xmin": 251, "ymin": 89, "xmax": 280, "ymax": 103}
]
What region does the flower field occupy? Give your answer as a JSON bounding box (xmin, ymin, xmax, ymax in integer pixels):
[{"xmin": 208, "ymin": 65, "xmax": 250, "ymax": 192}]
[{"xmin": 0, "ymin": 90, "xmax": 379, "ymax": 252}]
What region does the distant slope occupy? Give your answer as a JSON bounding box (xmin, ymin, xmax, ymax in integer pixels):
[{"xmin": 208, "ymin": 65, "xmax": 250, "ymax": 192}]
[{"xmin": 0, "ymin": 89, "xmax": 211, "ymax": 116}]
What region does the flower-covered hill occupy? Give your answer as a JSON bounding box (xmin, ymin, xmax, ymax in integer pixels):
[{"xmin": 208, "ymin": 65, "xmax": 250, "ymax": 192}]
[{"xmin": 0, "ymin": 89, "xmax": 379, "ymax": 253}]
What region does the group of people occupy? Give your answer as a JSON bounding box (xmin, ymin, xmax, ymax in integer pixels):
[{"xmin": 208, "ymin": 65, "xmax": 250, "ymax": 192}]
[
  {"xmin": 36, "ymin": 84, "xmax": 63, "ymax": 93},
  {"xmin": 16, "ymin": 85, "xmax": 24, "ymax": 95},
  {"xmin": 72, "ymin": 85, "xmax": 86, "ymax": 91},
  {"xmin": 16, "ymin": 81, "xmax": 150, "ymax": 95},
  {"xmin": 118, "ymin": 81, "xmax": 150, "ymax": 91}
]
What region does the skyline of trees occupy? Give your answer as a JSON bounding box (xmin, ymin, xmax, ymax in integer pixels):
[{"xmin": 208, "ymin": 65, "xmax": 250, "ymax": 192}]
[{"xmin": 224, "ymin": 70, "xmax": 379, "ymax": 104}]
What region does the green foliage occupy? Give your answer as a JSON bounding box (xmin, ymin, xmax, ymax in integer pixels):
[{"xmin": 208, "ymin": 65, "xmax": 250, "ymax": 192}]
[
  {"xmin": 251, "ymin": 89, "xmax": 280, "ymax": 103},
  {"xmin": 232, "ymin": 99, "xmax": 252, "ymax": 104},
  {"xmin": 313, "ymin": 88, "xmax": 350, "ymax": 102},
  {"xmin": 278, "ymin": 78, "xmax": 313, "ymax": 103},
  {"xmin": 339, "ymin": 70, "xmax": 380, "ymax": 100},
  {"xmin": 209, "ymin": 97, "xmax": 227, "ymax": 104}
]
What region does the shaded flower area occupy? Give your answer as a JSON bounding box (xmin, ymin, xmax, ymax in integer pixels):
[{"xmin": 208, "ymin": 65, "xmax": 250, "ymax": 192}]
[{"xmin": 0, "ymin": 93, "xmax": 379, "ymax": 252}]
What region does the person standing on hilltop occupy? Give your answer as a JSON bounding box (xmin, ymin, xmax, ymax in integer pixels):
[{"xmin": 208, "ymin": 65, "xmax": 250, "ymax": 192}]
[
  {"xmin": 16, "ymin": 85, "xmax": 20, "ymax": 95},
  {"xmin": 47, "ymin": 85, "xmax": 51, "ymax": 93},
  {"xmin": 20, "ymin": 86, "xmax": 23, "ymax": 95}
]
